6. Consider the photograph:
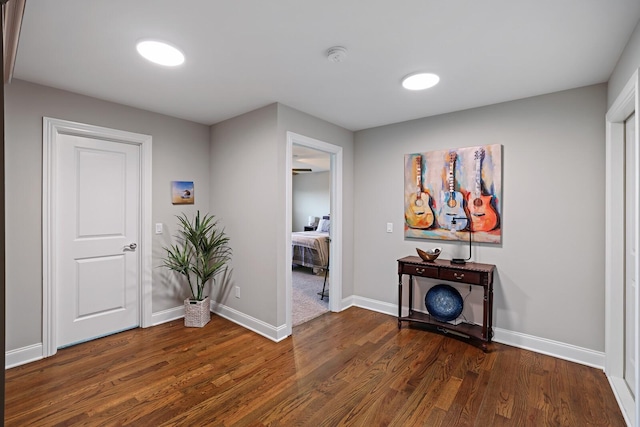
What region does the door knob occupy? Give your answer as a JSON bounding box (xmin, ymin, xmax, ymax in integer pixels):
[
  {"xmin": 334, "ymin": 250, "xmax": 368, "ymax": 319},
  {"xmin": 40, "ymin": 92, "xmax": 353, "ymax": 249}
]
[{"xmin": 125, "ymin": 243, "xmax": 137, "ymax": 251}]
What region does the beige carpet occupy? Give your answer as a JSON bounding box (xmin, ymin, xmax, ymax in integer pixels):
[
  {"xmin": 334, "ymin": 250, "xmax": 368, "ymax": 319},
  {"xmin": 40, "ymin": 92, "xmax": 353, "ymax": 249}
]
[{"xmin": 292, "ymin": 266, "xmax": 329, "ymax": 326}]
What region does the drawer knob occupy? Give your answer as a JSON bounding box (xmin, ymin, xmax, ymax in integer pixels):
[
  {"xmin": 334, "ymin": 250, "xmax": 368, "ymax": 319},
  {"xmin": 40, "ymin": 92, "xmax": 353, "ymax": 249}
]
[
  {"xmin": 416, "ymin": 268, "xmax": 425, "ymax": 274},
  {"xmin": 454, "ymin": 272, "xmax": 464, "ymax": 280}
]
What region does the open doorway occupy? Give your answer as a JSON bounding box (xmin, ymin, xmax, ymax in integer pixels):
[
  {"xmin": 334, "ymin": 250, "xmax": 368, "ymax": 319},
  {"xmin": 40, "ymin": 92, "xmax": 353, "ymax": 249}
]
[
  {"xmin": 285, "ymin": 132, "xmax": 343, "ymax": 336},
  {"xmin": 291, "ymin": 145, "xmax": 331, "ymax": 326}
]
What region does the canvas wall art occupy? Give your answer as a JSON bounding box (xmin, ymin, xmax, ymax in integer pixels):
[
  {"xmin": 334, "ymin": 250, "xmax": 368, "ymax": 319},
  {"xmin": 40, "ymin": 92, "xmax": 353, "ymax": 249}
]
[
  {"xmin": 404, "ymin": 144, "xmax": 502, "ymax": 243},
  {"xmin": 171, "ymin": 181, "xmax": 194, "ymax": 205}
]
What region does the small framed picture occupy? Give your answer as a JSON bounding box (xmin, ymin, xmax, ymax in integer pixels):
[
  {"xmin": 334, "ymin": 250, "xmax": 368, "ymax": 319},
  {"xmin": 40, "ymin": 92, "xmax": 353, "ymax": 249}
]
[{"xmin": 171, "ymin": 181, "xmax": 194, "ymax": 205}]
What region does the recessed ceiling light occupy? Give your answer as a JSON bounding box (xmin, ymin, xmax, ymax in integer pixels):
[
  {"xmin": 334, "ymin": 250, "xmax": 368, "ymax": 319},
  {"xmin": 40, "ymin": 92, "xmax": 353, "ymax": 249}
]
[
  {"xmin": 136, "ymin": 40, "xmax": 185, "ymax": 67},
  {"xmin": 402, "ymin": 73, "xmax": 440, "ymax": 90}
]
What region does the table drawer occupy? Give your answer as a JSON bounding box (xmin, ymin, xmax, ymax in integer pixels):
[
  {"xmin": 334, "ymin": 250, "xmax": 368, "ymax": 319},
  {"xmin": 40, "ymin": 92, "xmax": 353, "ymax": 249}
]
[
  {"xmin": 440, "ymin": 269, "xmax": 482, "ymax": 284},
  {"xmin": 403, "ymin": 264, "xmax": 439, "ymax": 278}
]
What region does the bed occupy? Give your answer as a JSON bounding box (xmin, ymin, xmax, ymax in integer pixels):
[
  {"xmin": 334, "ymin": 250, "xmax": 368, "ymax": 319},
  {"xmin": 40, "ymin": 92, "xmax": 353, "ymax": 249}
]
[{"xmin": 292, "ymin": 216, "xmax": 330, "ymax": 270}]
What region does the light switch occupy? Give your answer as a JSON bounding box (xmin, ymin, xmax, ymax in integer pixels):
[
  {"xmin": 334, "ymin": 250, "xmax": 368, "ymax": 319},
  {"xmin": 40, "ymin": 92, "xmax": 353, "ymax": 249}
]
[
  {"xmin": 155, "ymin": 223, "xmax": 163, "ymax": 234},
  {"xmin": 386, "ymin": 222, "xmax": 393, "ymax": 233}
]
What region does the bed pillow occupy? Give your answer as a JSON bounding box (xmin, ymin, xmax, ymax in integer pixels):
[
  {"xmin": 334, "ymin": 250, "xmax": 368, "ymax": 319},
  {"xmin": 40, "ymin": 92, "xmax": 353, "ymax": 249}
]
[{"xmin": 316, "ymin": 218, "xmax": 330, "ymax": 233}]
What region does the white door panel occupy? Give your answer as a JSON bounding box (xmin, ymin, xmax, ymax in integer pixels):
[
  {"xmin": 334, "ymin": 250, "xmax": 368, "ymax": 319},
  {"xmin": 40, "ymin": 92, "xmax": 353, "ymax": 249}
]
[
  {"xmin": 76, "ymin": 148, "xmax": 126, "ymax": 236},
  {"xmin": 57, "ymin": 134, "xmax": 140, "ymax": 347},
  {"xmin": 76, "ymin": 255, "xmax": 126, "ymax": 318}
]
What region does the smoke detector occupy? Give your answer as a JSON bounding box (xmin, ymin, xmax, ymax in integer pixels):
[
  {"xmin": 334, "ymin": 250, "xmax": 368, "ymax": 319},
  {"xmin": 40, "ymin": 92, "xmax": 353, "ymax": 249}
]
[{"xmin": 327, "ymin": 46, "xmax": 347, "ymax": 63}]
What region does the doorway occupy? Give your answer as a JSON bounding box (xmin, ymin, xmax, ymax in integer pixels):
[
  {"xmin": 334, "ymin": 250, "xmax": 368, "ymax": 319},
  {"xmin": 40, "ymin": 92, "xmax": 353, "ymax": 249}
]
[
  {"xmin": 42, "ymin": 118, "xmax": 153, "ymax": 357},
  {"xmin": 605, "ymin": 70, "xmax": 639, "ymax": 427},
  {"xmin": 291, "ymin": 145, "xmax": 331, "ymax": 326},
  {"xmin": 285, "ymin": 132, "xmax": 343, "ymax": 337}
]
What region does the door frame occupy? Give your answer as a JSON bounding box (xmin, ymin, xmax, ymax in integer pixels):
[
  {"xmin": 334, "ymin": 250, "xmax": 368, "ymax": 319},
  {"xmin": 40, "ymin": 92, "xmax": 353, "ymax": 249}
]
[
  {"xmin": 605, "ymin": 69, "xmax": 639, "ymax": 427},
  {"xmin": 285, "ymin": 132, "xmax": 343, "ymax": 336},
  {"xmin": 42, "ymin": 117, "xmax": 153, "ymax": 357}
]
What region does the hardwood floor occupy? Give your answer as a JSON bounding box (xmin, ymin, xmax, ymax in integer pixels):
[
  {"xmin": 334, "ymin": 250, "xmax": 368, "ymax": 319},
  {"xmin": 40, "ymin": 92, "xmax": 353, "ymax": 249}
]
[{"xmin": 5, "ymin": 307, "xmax": 625, "ymax": 426}]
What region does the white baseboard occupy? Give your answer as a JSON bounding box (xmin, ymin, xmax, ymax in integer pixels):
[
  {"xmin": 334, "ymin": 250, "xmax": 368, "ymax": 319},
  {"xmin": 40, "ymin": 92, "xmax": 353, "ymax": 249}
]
[
  {"xmin": 351, "ymin": 295, "xmax": 397, "ymax": 316},
  {"xmin": 211, "ymin": 301, "xmax": 289, "ymax": 342},
  {"xmin": 341, "ymin": 295, "xmax": 356, "ymax": 310},
  {"xmin": 151, "ymin": 306, "xmax": 184, "ymax": 325},
  {"xmin": 352, "ymin": 296, "xmax": 605, "ymax": 370},
  {"xmin": 5, "ymin": 296, "xmax": 606, "ymax": 370},
  {"xmin": 6, "ymin": 343, "xmax": 43, "ymax": 369},
  {"xmin": 151, "ymin": 301, "xmax": 289, "ymax": 342},
  {"xmin": 493, "ymin": 327, "xmax": 605, "ymax": 369}
]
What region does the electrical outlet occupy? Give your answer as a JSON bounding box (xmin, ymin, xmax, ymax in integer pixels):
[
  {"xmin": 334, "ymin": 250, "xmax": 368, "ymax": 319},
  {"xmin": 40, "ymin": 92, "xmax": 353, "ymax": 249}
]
[{"xmin": 235, "ymin": 286, "xmax": 240, "ymax": 298}]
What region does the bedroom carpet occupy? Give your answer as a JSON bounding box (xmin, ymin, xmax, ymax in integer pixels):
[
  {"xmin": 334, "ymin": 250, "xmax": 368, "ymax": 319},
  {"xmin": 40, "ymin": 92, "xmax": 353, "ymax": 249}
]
[{"xmin": 292, "ymin": 266, "xmax": 329, "ymax": 327}]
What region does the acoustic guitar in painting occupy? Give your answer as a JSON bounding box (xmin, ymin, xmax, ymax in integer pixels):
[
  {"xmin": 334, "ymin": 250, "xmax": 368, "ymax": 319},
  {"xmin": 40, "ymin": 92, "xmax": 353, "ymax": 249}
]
[
  {"xmin": 439, "ymin": 151, "xmax": 468, "ymax": 231},
  {"xmin": 405, "ymin": 155, "xmax": 434, "ymax": 229},
  {"xmin": 467, "ymin": 148, "xmax": 499, "ymax": 232}
]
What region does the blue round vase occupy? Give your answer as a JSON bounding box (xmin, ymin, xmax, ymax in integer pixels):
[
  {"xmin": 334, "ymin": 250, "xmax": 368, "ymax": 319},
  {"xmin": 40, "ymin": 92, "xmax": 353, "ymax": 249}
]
[{"xmin": 425, "ymin": 284, "xmax": 463, "ymax": 322}]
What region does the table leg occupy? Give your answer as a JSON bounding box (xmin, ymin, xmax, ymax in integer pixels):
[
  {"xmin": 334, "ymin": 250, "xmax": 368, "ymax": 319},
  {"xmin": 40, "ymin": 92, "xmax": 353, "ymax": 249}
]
[{"xmin": 398, "ymin": 273, "xmax": 402, "ymax": 329}]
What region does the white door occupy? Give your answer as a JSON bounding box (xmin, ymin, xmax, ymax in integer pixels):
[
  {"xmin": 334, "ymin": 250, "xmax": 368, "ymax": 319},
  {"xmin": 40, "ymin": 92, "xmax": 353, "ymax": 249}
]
[
  {"xmin": 56, "ymin": 134, "xmax": 140, "ymax": 348},
  {"xmin": 625, "ymin": 112, "xmax": 637, "ymax": 397}
]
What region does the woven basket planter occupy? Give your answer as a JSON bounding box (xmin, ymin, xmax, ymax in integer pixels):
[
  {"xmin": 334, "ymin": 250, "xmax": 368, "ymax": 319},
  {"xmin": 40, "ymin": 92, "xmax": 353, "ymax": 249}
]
[{"xmin": 184, "ymin": 296, "xmax": 211, "ymax": 327}]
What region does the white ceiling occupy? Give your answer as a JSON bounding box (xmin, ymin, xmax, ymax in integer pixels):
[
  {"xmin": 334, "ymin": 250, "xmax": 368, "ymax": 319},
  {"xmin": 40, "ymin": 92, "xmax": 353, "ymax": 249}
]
[
  {"xmin": 292, "ymin": 145, "xmax": 330, "ymax": 173},
  {"xmin": 13, "ymin": 1, "xmax": 640, "ymax": 131}
]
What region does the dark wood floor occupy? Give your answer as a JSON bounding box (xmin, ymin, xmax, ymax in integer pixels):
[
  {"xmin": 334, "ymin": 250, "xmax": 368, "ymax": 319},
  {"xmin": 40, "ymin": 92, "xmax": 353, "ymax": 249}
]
[{"xmin": 5, "ymin": 307, "xmax": 625, "ymax": 426}]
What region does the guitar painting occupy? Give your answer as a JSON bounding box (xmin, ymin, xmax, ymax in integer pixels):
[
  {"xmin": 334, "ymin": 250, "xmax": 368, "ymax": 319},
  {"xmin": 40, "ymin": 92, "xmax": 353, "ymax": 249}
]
[
  {"xmin": 405, "ymin": 155, "xmax": 434, "ymax": 229},
  {"xmin": 467, "ymin": 148, "xmax": 499, "ymax": 231},
  {"xmin": 439, "ymin": 151, "xmax": 468, "ymax": 231},
  {"xmin": 404, "ymin": 144, "xmax": 501, "ymax": 244}
]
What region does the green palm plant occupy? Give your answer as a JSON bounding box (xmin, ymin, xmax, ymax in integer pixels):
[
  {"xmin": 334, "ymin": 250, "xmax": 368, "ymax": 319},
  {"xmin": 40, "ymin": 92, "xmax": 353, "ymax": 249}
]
[{"xmin": 162, "ymin": 211, "xmax": 231, "ymax": 301}]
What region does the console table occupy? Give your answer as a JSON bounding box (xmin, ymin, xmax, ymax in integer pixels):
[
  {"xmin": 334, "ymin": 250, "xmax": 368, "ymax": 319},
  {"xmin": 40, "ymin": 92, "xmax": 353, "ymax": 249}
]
[{"xmin": 397, "ymin": 256, "xmax": 495, "ymax": 350}]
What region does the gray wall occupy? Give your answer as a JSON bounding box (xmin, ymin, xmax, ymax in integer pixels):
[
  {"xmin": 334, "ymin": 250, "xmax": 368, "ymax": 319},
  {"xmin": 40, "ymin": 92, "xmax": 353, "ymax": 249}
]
[
  {"xmin": 209, "ymin": 104, "xmax": 280, "ymax": 325},
  {"xmin": 292, "ymin": 171, "xmax": 330, "ymax": 232},
  {"xmin": 5, "ymin": 79, "xmax": 211, "ymax": 352},
  {"xmin": 353, "ymin": 84, "xmax": 607, "ymax": 351},
  {"xmin": 3, "ymin": 75, "xmax": 617, "ymax": 356},
  {"xmin": 209, "ymin": 103, "xmax": 354, "ymax": 328},
  {"xmin": 608, "ymin": 18, "xmax": 640, "ymax": 107}
]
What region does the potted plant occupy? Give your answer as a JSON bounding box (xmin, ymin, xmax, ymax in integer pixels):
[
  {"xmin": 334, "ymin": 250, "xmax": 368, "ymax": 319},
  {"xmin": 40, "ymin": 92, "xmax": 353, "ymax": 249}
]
[{"xmin": 162, "ymin": 211, "xmax": 231, "ymax": 327}]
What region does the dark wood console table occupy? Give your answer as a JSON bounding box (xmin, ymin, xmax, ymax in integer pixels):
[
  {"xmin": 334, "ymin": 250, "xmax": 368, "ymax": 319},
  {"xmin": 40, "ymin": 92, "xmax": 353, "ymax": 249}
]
[{"xmin": 397, "ymin": 256, "xmax": 495, "ymax": 350}]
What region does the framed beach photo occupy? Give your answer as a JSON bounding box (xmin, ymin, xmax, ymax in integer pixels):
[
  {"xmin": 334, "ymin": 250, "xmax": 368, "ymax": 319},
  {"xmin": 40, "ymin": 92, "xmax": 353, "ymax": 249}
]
[{"xmin": 171, "ymin": 181, "xmax": 194, "ymax": 205}]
